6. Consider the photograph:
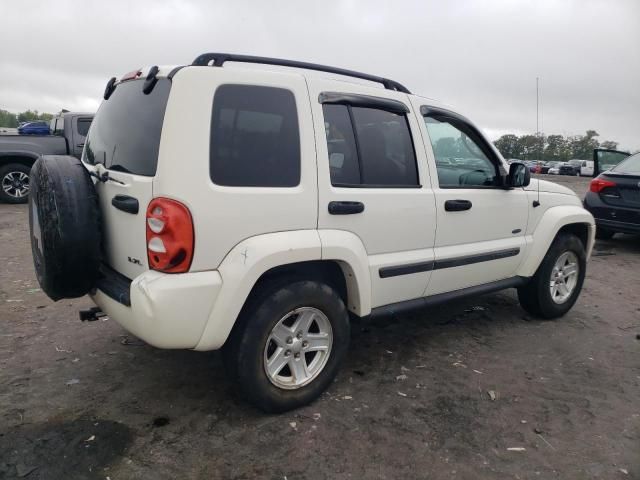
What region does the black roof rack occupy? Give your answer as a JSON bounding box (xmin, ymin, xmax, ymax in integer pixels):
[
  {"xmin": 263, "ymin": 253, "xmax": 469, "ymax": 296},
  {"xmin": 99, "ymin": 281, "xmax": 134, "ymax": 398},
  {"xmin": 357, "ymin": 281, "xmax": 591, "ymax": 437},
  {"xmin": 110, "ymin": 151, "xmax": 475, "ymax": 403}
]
[{"xmin": 191, "ymin": 53, "xmax": 411, "ymax": 94}]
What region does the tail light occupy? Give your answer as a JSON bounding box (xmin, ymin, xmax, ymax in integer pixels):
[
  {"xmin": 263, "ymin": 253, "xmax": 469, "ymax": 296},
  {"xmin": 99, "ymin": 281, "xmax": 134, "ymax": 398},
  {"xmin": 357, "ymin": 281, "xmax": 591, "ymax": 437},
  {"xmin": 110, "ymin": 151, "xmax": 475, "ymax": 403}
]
[
  {"xmin": 589, "ymin": 178, "xmax": 617, "ymax": 193},
  {"xmin": 146, "ymin": 198, "xmax": 194, "ymax": 273}
]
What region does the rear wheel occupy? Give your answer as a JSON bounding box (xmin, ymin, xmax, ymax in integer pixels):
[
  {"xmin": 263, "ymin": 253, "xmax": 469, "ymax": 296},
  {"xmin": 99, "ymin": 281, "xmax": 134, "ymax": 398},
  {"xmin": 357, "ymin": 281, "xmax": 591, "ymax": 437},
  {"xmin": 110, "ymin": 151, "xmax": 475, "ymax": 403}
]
[
  {"xmin": 0, "ymin": 163, "xmax": 31, "ymax": 204},
  {"xmin": 224, "ymin": 280, "xmax": 350, "ymax": 413},
  {"xmin": 518, "ymin": 233, "xmax": 586, "ymax": 319}
]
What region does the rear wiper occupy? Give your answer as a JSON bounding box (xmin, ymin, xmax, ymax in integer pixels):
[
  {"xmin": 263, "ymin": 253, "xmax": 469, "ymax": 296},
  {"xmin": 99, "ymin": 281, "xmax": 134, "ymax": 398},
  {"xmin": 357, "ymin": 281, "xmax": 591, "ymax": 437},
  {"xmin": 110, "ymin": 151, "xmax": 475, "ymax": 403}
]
[{"xmin": 88, "ymin": 169, "xmax": 125, "ymax": 185}]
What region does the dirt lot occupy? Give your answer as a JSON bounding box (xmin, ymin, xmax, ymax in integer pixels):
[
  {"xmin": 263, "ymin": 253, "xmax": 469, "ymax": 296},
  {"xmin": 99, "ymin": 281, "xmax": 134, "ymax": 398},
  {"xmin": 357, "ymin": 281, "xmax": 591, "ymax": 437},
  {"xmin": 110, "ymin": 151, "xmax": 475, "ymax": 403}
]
[{"xmin": 1, "ymin": 175, "xmax": 638, "ymax": 480}]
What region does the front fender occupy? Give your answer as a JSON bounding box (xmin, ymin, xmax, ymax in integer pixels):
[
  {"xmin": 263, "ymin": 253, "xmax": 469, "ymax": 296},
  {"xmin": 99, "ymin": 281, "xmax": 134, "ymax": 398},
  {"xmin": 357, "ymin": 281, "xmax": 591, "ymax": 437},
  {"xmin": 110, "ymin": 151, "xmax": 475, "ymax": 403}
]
[{"xmin": 517, "ymin": 205, "xmax": 595, "ymax": 278}]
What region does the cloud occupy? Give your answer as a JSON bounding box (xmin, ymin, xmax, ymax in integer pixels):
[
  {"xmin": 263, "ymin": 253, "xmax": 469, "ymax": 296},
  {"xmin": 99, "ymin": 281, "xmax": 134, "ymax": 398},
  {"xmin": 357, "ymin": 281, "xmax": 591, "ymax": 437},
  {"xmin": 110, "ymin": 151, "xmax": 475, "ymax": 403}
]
[{"xmin": 1, "ymin": 0, "xmax": 638, "ymax": 149}]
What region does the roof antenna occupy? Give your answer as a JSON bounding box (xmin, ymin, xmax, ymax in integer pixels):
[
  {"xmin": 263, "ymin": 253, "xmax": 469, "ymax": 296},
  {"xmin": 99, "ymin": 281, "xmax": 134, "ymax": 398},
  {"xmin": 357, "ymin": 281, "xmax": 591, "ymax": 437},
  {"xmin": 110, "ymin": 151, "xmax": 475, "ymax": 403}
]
[{"xmin": 533, "ymin": 176, "xmax": 540, "ymax": 208}]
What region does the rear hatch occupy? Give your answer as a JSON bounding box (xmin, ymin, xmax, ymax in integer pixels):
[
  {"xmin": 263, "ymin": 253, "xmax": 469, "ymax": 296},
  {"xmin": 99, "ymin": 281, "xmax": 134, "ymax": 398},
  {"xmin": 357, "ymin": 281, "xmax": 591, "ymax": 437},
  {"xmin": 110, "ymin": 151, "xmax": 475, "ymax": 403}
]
[{"xmin": 83, "ymin": 76, "xmax": 171, "ymax": 279}]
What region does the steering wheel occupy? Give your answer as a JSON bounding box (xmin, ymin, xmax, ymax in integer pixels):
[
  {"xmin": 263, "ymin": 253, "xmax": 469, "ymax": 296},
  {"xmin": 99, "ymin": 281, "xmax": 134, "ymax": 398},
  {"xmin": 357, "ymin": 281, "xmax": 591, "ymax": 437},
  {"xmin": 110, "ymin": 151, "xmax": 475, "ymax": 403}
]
[{"xmin": 459, "ymin": 169, "xmax": 491, "ymax": 186}]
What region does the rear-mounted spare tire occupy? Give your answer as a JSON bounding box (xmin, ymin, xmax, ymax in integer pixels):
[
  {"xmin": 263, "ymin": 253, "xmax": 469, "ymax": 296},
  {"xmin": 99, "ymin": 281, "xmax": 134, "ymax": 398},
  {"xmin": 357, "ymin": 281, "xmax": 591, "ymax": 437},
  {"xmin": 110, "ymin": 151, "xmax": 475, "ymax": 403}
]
[{"xmin": 29, "ymin": 155, "xmax": 102, "ymax": 301}]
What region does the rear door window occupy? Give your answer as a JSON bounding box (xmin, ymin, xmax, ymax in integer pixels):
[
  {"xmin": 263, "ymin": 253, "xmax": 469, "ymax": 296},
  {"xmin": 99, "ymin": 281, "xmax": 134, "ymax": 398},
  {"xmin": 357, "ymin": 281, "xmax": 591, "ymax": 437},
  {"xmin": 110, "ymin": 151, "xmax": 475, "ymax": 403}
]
[
  {"xmin": 210, "ymin": 84, "xmax": 300, "ymax": 187},
  {"xmin": 83, "ymin": 79, "xmax": 170, "ymax": 176},
  {"xmin": 77, "ymin": 118, "xmax": 92, "ymax": 137},
  {"xmin": 321, "ymin": 104, "xmax": 419, "ymax": 187}
]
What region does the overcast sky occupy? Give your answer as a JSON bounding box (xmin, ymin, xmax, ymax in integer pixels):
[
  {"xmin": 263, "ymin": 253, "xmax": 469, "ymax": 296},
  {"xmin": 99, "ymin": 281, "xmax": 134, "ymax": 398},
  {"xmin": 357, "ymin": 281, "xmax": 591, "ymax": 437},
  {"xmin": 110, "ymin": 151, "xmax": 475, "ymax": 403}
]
[{"xmin": 1, "ymin": 0, "xmax": 638, "ymax": 149}]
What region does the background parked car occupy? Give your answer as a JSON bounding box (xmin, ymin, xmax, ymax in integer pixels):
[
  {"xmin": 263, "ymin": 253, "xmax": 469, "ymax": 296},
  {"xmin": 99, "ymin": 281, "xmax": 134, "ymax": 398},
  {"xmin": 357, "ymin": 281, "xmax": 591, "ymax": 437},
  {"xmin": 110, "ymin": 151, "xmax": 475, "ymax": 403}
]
[
  {"xmin": 548, "ymin": 163, "xmax": 561, "ymax": 175},
  {"xmin": 17, "ymin": 121, "xmax": 50, "ymax": 135},
  {"xmin": 541, "ymin": 161, "xmax": 560, "ymax": 174},
  {"xmin": 580, "ymin": 160, "xmax": 594, "ymax": 177},
  {"xmin": 558, "ymin": 161, "xmax": 580, "ymax": 176},
  {"xmin": 584, "ymin": 151, "xmax": 640, "ymax": 239}
]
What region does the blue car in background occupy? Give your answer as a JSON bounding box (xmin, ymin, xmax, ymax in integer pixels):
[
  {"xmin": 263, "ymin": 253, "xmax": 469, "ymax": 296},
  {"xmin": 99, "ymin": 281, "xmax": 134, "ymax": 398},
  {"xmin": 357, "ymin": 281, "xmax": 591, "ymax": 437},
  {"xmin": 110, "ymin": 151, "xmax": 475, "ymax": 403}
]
[{"xmin": 18, "ymin": 121, "xmax": 50, "ymax": 135}]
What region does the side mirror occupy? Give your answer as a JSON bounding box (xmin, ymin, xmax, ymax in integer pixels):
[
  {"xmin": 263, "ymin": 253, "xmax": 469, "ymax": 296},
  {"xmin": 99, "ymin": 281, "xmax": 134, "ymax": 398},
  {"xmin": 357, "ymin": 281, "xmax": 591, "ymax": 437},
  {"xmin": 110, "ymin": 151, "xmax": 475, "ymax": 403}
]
[{"xmin": 507, "ymin": 162, "xmax": 530, "ymax": 188}]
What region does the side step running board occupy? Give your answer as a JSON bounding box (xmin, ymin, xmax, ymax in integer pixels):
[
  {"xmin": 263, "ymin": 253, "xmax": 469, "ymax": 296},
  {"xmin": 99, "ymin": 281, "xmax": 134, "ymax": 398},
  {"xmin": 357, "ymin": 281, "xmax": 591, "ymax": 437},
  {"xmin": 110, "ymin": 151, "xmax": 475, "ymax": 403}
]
[{"xmin": 370, "ymin": 276, "xmax": 528, "ymax": 319}]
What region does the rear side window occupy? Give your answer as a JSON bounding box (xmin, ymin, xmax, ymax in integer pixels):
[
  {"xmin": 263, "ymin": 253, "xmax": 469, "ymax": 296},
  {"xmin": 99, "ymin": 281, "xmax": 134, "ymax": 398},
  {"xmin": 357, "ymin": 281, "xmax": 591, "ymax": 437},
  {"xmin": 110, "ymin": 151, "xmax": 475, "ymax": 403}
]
[
  {"xmin": 210, "ymin": 85, "xmax": 300, "ymax": 187},
  {"xmin": 83, "ymin": 79, "xmax": 170, "ymax": 176},
  {"xmin": 322, "ymin": 104, "xmax": 418, "ymax": 187},
  {"xmin": 77, "ymin": 118, "xmax": 92, "ymax": 137}
]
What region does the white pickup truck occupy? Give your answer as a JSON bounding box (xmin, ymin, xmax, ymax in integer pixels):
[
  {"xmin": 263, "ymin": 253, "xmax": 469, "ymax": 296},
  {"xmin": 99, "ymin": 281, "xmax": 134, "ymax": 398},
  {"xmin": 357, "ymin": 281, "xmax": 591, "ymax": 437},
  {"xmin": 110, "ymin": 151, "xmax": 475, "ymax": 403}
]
[{"xmin": 29, "ymin": 54, "xmax": 595, "ymax": 412}]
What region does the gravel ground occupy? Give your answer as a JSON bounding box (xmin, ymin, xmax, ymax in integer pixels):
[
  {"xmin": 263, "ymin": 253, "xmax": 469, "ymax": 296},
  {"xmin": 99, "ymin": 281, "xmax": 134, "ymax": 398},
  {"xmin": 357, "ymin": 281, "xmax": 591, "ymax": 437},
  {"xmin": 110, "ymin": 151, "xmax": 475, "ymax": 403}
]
[{"xmin": 1, "ymin": 175, "xmax": 639, "ymax": 479}]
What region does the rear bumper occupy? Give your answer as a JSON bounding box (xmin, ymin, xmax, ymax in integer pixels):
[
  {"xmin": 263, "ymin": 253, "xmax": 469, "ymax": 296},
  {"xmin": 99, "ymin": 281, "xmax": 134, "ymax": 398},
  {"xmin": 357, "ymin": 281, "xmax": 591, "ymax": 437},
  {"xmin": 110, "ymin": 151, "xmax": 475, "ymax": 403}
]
[
  {"xmin": 91, "ymin": 268, "xmax": 222, "ymax": 349},
  {"xmin": 583, "ymin": 192, "xmax": 640, "ymax": 234}
]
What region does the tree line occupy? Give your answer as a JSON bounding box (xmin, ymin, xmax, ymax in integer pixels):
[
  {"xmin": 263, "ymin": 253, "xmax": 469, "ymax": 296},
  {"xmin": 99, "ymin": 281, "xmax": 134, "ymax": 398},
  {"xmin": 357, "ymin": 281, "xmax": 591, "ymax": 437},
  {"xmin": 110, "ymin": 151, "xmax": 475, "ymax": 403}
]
[
  {"xmin": 493, "ymin": 130, "xmax": 620, "ymax": 162},
  {"xmin": 0, "ymin": 109, "xmax": 54, "ymax": 128},
  {"xmin": 0, "ymin": 107, "xmax": 625, "ymax": 162}
]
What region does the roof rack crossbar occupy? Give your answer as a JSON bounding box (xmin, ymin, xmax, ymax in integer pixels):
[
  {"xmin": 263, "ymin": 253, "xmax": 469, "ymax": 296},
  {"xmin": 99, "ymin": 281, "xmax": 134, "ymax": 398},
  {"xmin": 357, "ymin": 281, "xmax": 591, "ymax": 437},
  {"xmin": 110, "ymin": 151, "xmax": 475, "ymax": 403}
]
[{"xmin": 191, "ymin": 53, "xmax": 411, "ymax": 94}]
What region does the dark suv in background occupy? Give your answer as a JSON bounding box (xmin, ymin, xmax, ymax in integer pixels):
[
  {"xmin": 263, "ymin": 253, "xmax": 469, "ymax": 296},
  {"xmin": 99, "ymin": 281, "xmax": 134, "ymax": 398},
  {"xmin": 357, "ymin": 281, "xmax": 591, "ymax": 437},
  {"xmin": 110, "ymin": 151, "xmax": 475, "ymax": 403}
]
[{"xmin": 559, "ymin": 160, "xmax": 581, "ymax": 176}]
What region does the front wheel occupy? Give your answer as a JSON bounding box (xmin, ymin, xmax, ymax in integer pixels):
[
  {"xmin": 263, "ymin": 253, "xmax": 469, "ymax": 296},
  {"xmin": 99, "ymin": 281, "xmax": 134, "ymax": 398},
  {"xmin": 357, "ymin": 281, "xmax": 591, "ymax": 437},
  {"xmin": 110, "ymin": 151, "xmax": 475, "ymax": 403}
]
[
  {"xmin": 224, "ymin": 280, "xmax": 350, "ymax": 413},
  {"xmin": 518, "ymin": 233, "xmax": 586, "ymax": 319}
]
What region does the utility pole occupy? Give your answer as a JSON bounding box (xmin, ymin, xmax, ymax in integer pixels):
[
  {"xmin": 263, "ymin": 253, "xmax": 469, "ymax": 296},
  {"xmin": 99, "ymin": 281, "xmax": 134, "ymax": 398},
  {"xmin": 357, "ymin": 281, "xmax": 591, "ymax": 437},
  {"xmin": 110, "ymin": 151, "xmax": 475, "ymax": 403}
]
[
  {"xmin": 536, "ymin": 77, "xmax": 539, "ymax": 137},
  {"xmin": 536, "ymin": 77, "xmax": 543, "ymax": 161}
]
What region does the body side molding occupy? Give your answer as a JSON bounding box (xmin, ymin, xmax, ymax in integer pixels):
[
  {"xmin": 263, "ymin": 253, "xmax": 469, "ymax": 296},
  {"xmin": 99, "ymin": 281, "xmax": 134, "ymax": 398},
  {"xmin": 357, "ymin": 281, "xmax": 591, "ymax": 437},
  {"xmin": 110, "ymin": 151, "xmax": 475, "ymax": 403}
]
[{"xmin": 379, "ymin": 248, "xmax": 520, "ymax": 278}]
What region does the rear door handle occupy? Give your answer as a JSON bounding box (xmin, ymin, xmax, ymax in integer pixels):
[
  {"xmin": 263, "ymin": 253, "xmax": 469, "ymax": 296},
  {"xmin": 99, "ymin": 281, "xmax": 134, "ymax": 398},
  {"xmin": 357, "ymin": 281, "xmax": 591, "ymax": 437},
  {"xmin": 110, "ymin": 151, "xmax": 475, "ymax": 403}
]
[
  {"xmin": 77, "ymin": 143, "xmax": 85, "ymax": 148},
  {"xmin": 328, "ymin": 201, "xmax": 365, "ymax": 215},
  {"xmin": 112, "ymin": 194, "xmax": 139, "ymax": 214},
  {"xmin": 444, "ymin": 199, "xmax": 472, "ymax": 212}
]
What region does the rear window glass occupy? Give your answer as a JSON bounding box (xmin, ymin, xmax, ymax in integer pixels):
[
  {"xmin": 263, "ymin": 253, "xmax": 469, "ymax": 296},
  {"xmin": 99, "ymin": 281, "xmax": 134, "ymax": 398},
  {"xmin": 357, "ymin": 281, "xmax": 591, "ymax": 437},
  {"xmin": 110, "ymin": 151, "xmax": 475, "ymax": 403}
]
[
  {"xmin": 83, "ymin": 79, "xmax": 170, "ymax": 176},
  {"xmin": 210, "ymin": 84, "xmax": 300, "ymax": 187},
  {"xmin": 612, "ymin": 152, "xmax": 640, "ymax": 174}
]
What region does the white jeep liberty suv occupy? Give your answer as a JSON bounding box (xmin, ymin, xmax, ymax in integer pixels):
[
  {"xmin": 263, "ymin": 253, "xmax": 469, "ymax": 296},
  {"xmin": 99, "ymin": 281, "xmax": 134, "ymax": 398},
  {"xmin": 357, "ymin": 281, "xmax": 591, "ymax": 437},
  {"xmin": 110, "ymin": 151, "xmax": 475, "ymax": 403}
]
[{"xmin": 29, "ymin": 53, "xmax": 595, "ymax": 412}]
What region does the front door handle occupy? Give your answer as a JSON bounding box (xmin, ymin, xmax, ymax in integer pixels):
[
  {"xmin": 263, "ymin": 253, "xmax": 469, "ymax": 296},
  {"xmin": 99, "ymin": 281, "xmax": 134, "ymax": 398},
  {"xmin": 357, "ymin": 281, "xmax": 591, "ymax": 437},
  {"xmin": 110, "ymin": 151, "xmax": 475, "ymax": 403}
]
[
  {"xmin": 112, "ymin": 194, "xmax": 139, "ymax": 214},
  {"xmin": 328, "ymin": 201, "xmax": 365, "ymax": 215},
  {"xmin": 444, "ymin": 199, "xmax": 472, "ymax": 212}
]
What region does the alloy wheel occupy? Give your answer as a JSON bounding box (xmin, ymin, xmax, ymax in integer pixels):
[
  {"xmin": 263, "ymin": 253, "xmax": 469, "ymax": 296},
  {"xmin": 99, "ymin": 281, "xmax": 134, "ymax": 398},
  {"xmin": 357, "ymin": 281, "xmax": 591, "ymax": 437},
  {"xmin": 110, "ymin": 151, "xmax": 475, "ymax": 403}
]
[{"xmin": 263, "ymin": 307, "xmax": 333, "ymax": 390}]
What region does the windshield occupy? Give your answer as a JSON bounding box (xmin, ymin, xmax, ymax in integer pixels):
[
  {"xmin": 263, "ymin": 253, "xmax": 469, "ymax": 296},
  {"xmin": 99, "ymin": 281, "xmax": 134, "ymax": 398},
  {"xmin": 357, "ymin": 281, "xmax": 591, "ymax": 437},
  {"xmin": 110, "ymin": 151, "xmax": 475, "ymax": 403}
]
[
  {"xmin": 611, "ymin": 152, "xmax": 640, "ymax": 175},
  {"xmin": 83, "ymin": 78, "xmax": 170, "ymax": 176}
]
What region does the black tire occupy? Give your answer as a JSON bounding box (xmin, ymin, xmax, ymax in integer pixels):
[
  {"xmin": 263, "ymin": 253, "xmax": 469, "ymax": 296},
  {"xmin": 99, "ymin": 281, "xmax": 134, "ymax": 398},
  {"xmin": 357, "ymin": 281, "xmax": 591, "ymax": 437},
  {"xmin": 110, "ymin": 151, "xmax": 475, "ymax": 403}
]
[
  {"xmin": 224, "ymin": 280, "xmax": 350, "ymax": 413},
  {"xmin": 0, "ymin": 163, "xmax": 32, "ymax": 204},
  {"xmin": 518, "ymin": 233, "xmax": 586, "ymax": 319},
  {"xmin": 29, "ymin": 155, "xmax": 102, "ymax": 301},
  {"xmin": 595, "ymin": 227, "xmax": 615, "ymax": 240}
]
